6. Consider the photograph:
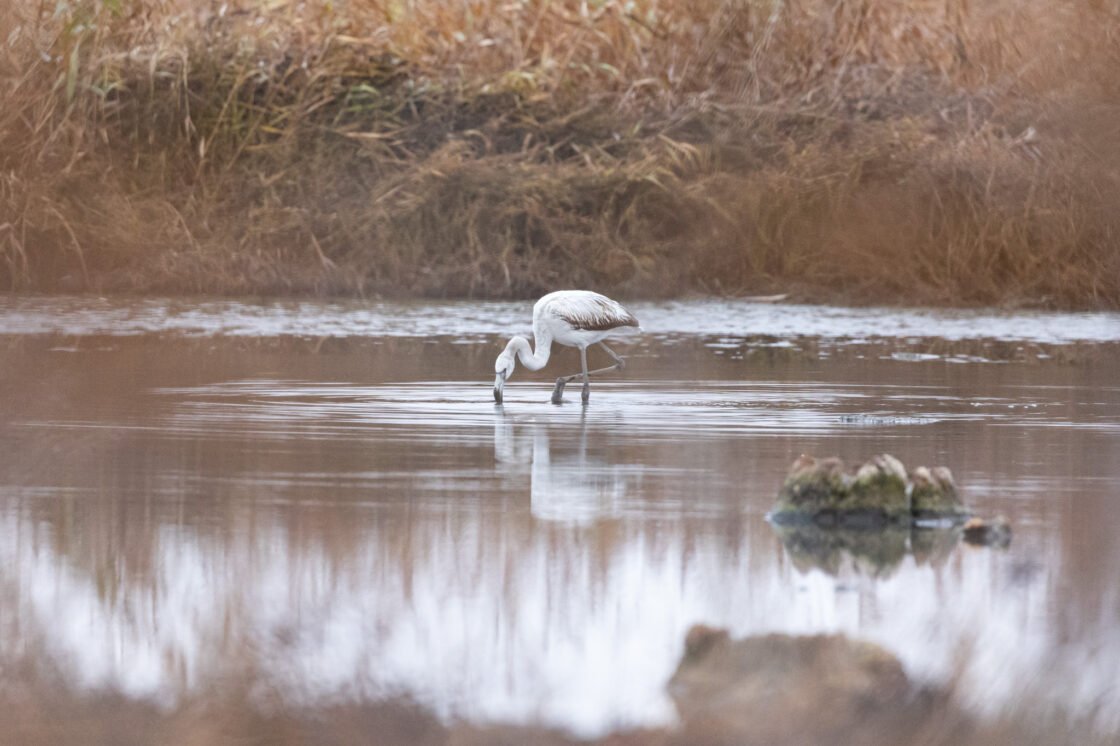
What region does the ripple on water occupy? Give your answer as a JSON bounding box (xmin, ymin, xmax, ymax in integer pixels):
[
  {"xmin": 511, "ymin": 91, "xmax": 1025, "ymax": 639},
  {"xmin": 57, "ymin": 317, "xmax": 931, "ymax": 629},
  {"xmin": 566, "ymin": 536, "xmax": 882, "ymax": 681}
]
[
  {"xmin": 119, "ymin": 378, "xmax": 1074, "ymax": 442},
  {"xmin": 1, "ymin": 295, "xmax": 1118, "ymax": 343}
]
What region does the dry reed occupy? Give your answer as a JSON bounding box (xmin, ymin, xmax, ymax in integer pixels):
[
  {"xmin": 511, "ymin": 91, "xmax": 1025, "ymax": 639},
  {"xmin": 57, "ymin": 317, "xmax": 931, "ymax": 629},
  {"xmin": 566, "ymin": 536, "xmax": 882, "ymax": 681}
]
[{"xmin": 1, "ymin": 0, "xmax": 1119, "ymax": 307}]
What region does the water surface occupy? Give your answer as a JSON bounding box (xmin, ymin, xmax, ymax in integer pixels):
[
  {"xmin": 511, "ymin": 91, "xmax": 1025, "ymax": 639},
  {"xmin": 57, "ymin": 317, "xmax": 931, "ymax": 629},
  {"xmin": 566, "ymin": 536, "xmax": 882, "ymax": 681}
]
[{"xmin": 1, "ymin": 297, "xmax": 1118, "ymax": 737}]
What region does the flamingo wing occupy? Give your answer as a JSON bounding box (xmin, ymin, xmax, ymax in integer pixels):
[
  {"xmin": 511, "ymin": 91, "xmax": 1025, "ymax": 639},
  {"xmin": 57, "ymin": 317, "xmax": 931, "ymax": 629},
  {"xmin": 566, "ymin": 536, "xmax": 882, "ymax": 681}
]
[{"xmin": 539, "ymin": 291, "xmax": 639, "ymax": 332}]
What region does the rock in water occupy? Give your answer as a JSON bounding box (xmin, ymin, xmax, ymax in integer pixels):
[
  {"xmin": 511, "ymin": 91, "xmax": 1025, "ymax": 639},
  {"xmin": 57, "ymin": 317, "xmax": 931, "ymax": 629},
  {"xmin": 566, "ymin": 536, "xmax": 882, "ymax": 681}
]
[
  {"xmin": 850, "ymin": 453, "xmax": 910, "ymax": 515},
  {"xmin": 910, "ymin": 466, "xmax": 969, "ymax": 519},
  {"xmin": 962, "ymin": 516, "xmax": 1012, "ymax": 547},
  {"xmin": 668, "ymin": 627, "xmax": 918, "ymax": 744},
  {"xmin": 775, "ymin": 453, "xmax": 910, "ymax": 525},
  {"xmin": 771, "ymin": 454, "xmax": 973, "ymax": 526}
]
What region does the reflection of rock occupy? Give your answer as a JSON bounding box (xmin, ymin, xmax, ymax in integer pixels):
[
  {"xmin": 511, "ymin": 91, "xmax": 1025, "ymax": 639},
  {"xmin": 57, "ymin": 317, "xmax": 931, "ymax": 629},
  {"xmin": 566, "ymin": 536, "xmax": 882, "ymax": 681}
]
[
  {"xmin": 962, "ymin": 516, "xmax": 1012, "ymax": 548},
  {"xmin": 910, "ymin": 524, "xmax": 964, "ymax": 566},
  {"xmin": 668, "ymin": 627, "xmax": 920, "ymax": 744},
  {"xmin": 773, "ymin": 523, "xmax": 961, "ymax": 576},
  {"xmin": 771, "ymin": 454, "xmax": 970, "ymax": 526},
  {"xmin": 773, "ymin": 523, "xmax": 910, "ymax": 576}
]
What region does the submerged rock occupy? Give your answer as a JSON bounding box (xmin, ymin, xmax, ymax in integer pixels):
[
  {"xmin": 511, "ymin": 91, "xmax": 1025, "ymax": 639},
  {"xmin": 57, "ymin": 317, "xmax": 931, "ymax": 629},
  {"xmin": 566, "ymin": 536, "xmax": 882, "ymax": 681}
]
[
  {"xmin": 668, "ymin": 627, "xmax": 920, "ymax": 744},
  {"xmin": 962, "ymin": 516, "xmax": 1012, "ymax": 548},
  {"xmin": 771, "ymin": 453, "xmax": 972, "ymax": 526}
]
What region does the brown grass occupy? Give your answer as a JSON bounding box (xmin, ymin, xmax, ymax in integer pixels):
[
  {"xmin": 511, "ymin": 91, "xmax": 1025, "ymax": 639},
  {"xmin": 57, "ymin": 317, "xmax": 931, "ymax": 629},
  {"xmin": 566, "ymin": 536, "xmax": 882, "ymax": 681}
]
[{"xmin": 1, "ymin": 0, "xmax": 1119, "ymax": 307}]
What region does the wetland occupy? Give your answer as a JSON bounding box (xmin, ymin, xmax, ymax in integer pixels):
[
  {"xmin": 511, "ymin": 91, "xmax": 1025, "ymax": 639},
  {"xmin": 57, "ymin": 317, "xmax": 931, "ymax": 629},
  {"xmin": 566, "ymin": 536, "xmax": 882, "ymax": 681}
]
[{"xmin": 0, "ymin": 296, "xmax": 1118, "ymax": 744}]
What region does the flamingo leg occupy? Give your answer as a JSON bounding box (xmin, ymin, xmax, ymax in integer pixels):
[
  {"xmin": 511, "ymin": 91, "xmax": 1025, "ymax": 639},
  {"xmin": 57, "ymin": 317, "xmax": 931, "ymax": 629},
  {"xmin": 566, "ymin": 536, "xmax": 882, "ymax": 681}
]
[
  {"xmin": 597, "ymin": 342, "xmax": 626, "ymax": 370},
  {"xmin": 550, "ymin": 343, "xmax": 627, "ymax": 404},
  {"xmin": 580, "ymin": 347, "xmax": 591, "ymax": 403}
]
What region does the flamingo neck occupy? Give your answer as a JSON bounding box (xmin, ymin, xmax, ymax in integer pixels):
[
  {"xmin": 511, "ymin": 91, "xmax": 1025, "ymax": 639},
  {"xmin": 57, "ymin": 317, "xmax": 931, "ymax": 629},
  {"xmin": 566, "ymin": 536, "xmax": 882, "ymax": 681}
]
[{"xmin": 506, "ymin": 332, "xmax": 552, "ymax": 371}]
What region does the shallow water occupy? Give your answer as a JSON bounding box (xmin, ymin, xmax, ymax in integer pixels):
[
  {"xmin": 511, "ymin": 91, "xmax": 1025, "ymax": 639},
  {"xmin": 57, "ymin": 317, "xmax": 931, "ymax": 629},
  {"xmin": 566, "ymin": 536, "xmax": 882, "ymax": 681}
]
[
  {"xmin": 1, "ymin": 297, "xmax": 1119, "ymax": 738},
  {"xmin": 2, "ymin": 294, "xmax": 1117, "ymax": 342}
]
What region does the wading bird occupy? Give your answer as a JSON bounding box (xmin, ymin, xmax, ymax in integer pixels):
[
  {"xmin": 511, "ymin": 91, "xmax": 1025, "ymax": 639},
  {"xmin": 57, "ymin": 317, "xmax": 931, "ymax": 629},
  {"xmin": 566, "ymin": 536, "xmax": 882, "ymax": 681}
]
[{"xmin": 493, "ymin": 290, "xmax": 640, "ymax": 405}]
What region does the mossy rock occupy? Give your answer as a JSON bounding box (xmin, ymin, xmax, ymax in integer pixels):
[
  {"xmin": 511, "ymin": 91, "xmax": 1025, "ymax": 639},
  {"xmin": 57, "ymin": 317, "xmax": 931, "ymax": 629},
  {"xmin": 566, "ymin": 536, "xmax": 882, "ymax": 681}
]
[
  {"xmin": 773, "ymin": 453, "xmax": 912, "ymax": 526},
  {"xmin": 850, "ymin": 454, "xmax": 910, "ymax": 514},
  {"xmin": 910, "ymin": 466, "xmax": 970, "ymax": 520},
  {"xmin": 771, "ymin": 453, "xmax": 972, "ymax": 526}
]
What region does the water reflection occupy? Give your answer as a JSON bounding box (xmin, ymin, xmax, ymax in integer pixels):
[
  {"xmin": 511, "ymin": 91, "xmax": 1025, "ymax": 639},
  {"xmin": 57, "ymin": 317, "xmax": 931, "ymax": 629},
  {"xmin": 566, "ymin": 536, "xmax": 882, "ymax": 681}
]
[
  {"xmin": 771, "ymin": 523, "xmax": 962, "ymax": 577},
  {"xmin": 0, "ymin": 333, "xmax": 1119, "ymax": 738},
  {"xmin": 4, "ymin": 478, "xmax": 1119, "ymax": 736},
  {"xmin": 495, "ymin": 411, "xmax": 633, "ymax": 524},
  {"xmin": 1, "ymin": 295, "xmax": 1116, "ymax": 343}
]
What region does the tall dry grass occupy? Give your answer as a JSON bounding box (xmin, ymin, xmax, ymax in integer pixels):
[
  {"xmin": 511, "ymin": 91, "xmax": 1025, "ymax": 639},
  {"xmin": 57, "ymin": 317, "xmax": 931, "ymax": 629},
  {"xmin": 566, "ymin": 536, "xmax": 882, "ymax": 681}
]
[{"xmin": 1, "ymin": 0, "xmax": 1118, "ymax": 306}]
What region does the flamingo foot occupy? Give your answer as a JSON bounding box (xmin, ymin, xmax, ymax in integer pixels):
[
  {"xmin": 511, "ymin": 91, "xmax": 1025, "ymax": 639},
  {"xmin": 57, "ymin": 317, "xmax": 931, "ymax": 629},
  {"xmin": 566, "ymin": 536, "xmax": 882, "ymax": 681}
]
[{"xmin": 551, "ymin": 379, "xmax": 566, "ymax": 404}]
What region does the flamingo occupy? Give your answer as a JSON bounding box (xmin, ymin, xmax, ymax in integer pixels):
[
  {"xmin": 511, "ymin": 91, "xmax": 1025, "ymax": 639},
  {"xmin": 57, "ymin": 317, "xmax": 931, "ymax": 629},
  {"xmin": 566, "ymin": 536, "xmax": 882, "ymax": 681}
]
[{"xmin": 493, "ymin": 290, "xmax": 640, "ymax": 404}]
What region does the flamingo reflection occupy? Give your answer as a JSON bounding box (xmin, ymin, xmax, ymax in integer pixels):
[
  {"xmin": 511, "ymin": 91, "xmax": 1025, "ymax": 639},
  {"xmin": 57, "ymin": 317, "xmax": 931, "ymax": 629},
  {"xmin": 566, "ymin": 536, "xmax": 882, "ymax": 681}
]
[{"xmin": 494, "ymin": 411, "xmax": 633, "ymax": 524}]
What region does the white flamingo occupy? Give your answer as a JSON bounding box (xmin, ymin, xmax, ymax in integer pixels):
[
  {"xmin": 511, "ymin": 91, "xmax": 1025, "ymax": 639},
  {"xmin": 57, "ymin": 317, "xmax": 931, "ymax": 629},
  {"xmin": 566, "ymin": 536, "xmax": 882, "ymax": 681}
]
[{"xmin": 493, "ymin": 290, "xmax": 640, "ymax": 404}]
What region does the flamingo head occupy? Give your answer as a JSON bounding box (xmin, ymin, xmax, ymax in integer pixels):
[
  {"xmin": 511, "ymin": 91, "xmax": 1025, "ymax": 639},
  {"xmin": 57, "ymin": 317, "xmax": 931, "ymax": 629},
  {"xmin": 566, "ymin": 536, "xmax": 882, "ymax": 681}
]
[{"xmin": 493, "ymin": 351, "xmax": 515, "ymax": 403}]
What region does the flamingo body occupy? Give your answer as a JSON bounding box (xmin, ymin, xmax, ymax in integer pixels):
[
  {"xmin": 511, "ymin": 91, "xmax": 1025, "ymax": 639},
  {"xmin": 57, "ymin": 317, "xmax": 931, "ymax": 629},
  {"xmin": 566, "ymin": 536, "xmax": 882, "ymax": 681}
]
[
  {"xmin": 534, "ymin": 290, "xmax": 640, "ymax": 347},
  {"xmin": 493, "ymin": 290, "xmax": 639, "ymax": 404}
]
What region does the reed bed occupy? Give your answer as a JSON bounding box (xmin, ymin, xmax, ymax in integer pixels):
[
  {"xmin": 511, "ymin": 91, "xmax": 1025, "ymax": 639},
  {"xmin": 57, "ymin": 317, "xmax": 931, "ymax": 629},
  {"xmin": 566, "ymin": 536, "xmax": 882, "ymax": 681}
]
[{"xmin": 1, "ymin": 0, "xmax": 1119, "ymax": 307}]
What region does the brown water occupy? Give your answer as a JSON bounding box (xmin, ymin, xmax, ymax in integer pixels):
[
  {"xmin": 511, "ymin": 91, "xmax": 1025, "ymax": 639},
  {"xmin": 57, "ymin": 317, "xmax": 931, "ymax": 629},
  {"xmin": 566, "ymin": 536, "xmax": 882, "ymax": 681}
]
[{"xmin": 1, "ymin": 297, "xmax": 1118, "ymax": 739}]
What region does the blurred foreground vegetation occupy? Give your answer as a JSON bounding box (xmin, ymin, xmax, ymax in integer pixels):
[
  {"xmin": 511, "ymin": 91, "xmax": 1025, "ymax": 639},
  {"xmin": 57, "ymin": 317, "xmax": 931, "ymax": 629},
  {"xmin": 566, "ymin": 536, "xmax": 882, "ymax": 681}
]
[{"xmin": 1, "ymin": 0, "xmax": 1119, "ymax": 306}]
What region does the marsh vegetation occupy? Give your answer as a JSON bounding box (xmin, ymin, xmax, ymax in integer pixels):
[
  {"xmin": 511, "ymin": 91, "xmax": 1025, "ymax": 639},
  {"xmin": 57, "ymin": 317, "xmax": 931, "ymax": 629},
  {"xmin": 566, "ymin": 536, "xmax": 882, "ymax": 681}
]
[{"xmin": 2, "ymin": 0, "xmax": 1119, "ymax": 306}]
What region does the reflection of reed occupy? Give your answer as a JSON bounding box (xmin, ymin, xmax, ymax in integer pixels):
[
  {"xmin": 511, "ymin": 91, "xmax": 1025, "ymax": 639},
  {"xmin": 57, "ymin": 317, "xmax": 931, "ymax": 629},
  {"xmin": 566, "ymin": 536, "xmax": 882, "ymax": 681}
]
[
  {"xmin": 2, "ymin": 338, "xmax": 1120, "ymax": 736},
  {"xmin": 3, "ymin": 477, "xmax": 1120, "ymax": 735}
]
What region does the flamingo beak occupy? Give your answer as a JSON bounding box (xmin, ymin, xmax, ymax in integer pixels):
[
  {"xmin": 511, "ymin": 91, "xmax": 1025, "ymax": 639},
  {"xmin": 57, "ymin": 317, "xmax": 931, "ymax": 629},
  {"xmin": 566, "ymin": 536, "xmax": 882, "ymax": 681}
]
[{"xmin": 493, "ymin": 372, "xmax": 506, "ymax": 404}]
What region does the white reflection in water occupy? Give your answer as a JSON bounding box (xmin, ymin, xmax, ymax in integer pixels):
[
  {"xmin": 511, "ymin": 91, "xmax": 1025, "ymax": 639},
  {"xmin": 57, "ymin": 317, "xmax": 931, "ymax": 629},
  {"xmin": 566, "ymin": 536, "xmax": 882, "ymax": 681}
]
[
  {"xmin": 3, "ymin": 357, "xmax": 1120, "ymax": 738},
  {"xmin": 3, "ymin": 486, "xmax": 1120, "ymax": 735},
  {"xmin": 1, "ymin": 295, "xmax": 1118, "ymax": 343},
  {"xmin": 495, "ymin": 413, "xmax": 631, "ymax": 524}
]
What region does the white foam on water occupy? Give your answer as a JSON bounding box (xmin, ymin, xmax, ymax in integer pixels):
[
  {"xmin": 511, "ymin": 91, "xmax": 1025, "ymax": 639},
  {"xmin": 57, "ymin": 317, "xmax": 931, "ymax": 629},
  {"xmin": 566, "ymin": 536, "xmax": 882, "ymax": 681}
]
[{"xmin": 1, "ymin": 295, "xmax": 1117, "ymax": 343}]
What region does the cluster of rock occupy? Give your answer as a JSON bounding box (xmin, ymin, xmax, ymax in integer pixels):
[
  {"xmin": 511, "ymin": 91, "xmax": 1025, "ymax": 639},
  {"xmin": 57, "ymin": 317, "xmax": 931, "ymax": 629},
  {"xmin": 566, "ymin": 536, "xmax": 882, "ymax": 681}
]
[
  {"xmin": 657, "ymin": 457, "xmax": 1017, "ymax": 742},
  {"xmin": 770, "ymin": 453, "xmax": 971, "ymax": 527}
]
